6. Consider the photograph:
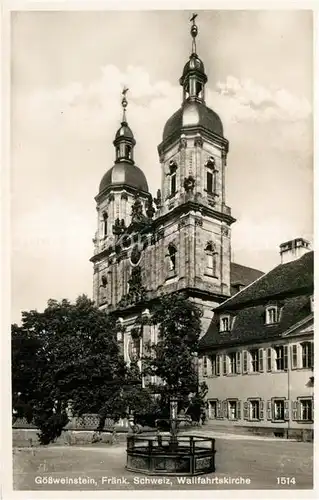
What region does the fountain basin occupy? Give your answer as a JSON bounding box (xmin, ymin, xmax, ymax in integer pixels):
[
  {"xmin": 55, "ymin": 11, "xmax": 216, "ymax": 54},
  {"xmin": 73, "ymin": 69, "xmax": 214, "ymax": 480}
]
[{"xmin": 126, "ymin": 434, "xmax": 216, "ymax": 475}]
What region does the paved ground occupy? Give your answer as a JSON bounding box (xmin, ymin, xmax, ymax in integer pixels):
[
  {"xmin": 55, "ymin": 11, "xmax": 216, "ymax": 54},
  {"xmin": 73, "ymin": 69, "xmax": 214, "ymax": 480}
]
[{"xmin": 12, "ymin": 430, "xmax": 313, "ymax": 491}]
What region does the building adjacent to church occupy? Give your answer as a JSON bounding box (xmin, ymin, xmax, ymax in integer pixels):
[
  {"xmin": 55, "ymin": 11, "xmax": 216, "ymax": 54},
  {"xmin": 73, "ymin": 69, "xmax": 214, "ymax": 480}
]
[
  {"xmin": 90, "ymin": 17, "xmax": 314, "ymax": 439},
  {"xmin": 198, "ymin": 239, "xmax": 314, "ymax": 440}
]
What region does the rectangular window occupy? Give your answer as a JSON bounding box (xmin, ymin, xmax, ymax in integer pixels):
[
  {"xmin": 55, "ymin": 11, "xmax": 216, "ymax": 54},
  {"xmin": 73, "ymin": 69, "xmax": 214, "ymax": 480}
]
[
  {"xmin": 266, "ymin": 306, "xmax": 278, "ymax": 324},
  {"xmin": 229, "ymin": 353, "xmax": 237, "ymax": 374},
  {"xmin": 210, "ymin": 354, "xmax": 220, "ymax": 377},
  {"xmin": 171, "ymin": 173, "xmax": 176, "ymax": 195},
  {"xmin": 300, "ymin": 399, "xmax": 313, "ymax": 421},
  {"xmin": 249, "ymin": 400, "xmax": 260, "ymax": 420},
  {"xmin": 275, "ymin": 346, "xmax": 284, "ymax": 371},
  {"xmin": 207, "ymin": 171, "xmax": 213, "ymax": 194},
  {"xmin": 291, "ymin": 344, "xmax": 298, "ymax": 369},
  {"xmin": 208, "ymin": 400, "xmax": 217, "ymax": 419},
  {"xmin": 228, "ymin": 400, "xmax": 238, "ymax": 420},
  {"xmin": 250, "ymin": 349, "xmax": 259, "ymax": 372},
  {"xmin": 273, "ymin": 399, "xmax": 285, "ymax": 421},
  {"xmin": 266, "ymin": 347, "xmax": 272, "ymax": 371},
  {"xmin": 222, "ymin": 354, "xmax": 227, "ymax": 375},
  {"xmin": 301, "ymin": 342, "xmax": 313, "ymax": 369},
  {"xmin": 220, "ymin": 316, "xmax": 230, "ymax": 332}
]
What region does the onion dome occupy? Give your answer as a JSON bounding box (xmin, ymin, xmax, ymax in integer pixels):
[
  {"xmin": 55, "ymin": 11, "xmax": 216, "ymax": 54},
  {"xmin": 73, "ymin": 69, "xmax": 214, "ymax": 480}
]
[
  {"xmin": 98, "ymin": 88, "xmax": 149, "ymax": 195},
  {"xmin": 162, "ymin": 13, "xmax": 223, "ymax": 142}
]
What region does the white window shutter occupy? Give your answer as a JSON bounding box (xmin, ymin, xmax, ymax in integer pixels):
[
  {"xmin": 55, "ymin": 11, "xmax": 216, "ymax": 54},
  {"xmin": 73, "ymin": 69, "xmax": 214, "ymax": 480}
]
[
  {"xmin": 223, "ymin": 400, "xmax": 228, "ymax": 419},
  {"xmin": 259, "ymin": 401, "xmax": 264, "ymax": 420},
  {"xmin": 217, "ymin": 400, "xmax": 222, "ymax": 419},
  {"xmin": 237, "ymin": 400, "xmax": 241, "ymax": 420},
  {"xmin": 267, "ymin": 400, "xmax": 272, "ymax": 420},
  {"xmin": 258, "ymin": 348, "xmax": 264, "ymax": 372},
  {"xmin": 266, "ymin": 347, "xmax": 272, "ymax": 372},
  {"xmin": 236, "ymin": 352, "xmax": 241, "ymax": 374},
  {"xmin": 243, "ymin": 401, "xmax": 249, "ymax": 420},
  {"xmin": 291, "ymin": 401, "xmax": 298, "ymax": 421},
  {"xmin": 283, "ymin": 345, "xmax": 288, "ymax": 371},
  {"xmin": 290, "ymin": 344, "xmax": 297, "ymax": 369},
  {"xmin": 243, "ymin": 351, "xmax": 248, "ymax": 374}
]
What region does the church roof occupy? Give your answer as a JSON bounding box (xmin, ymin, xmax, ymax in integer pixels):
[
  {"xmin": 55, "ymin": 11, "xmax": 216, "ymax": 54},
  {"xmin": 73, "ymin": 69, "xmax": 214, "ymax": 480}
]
[
  {"xmin": 230, "ymin": 262, "xmax": 264, "ymax": 295},
  {"xmin": 162, "ymin": 101, "xmax": 224, "ymax": 142},
  {"xmin": 199, "ymin": 251, "xmax": 314, "ymax": 351},
  {"xmin": 99, "ymin": 162, "xmax": 149, "ymax": 194}
]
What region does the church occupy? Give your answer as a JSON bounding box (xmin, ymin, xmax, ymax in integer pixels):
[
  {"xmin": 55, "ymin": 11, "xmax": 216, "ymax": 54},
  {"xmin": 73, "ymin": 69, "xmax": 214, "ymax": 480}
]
[
  {"xmin": 90, "ymin": 15, "xmax": 262, "ymax": 363},
  {"xmin": 90, "ymin": 16, "xmax": 313, "ymax": 439}
]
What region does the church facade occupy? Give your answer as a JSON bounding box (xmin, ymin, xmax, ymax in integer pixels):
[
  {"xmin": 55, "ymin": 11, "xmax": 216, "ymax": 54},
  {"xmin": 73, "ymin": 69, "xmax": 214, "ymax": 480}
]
[{"xmin": 90, "ymin": 17, "xmax": 263, "ymax": 368}]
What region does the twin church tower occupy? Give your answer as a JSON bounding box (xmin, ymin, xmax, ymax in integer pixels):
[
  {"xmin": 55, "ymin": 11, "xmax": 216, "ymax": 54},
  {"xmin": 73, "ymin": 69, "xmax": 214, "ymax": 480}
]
[{"xmin": 90, "ymin": 15, "xmax": 236, "ymax": 357}]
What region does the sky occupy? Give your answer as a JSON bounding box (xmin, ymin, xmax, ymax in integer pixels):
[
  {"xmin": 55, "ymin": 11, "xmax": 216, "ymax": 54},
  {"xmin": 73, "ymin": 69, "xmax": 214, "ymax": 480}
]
[{"xmin": 11, "ymin": 10, "xmax": 313, "ymax": 324}]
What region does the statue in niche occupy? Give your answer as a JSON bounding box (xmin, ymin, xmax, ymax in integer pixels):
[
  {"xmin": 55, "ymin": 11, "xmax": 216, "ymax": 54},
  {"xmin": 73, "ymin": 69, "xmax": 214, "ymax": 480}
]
[
  {"xmin": 119, "ymin": 265, "xmax": 147, "ymax": 307},
  {"xmin": 113, "ymin": 218, "xmax": 126, "ymax": 236},
  {"xmin": 183, "ymin": 175, "xmax": 196, "ymax": 193},
  {"xmin": 153, "ymin": 189, "xmax": 162, "ymax": 209},
  {"xmin": 145, "ymin": 195, "xmax": 155, "ymax": 219},
  {"xmin": 131, "ymin": 194, "xmax": 144, "ymax": 223}
]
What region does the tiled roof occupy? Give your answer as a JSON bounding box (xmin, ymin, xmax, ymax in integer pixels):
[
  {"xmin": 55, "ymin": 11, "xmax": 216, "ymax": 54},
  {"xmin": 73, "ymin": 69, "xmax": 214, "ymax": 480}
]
[
  {"xmin": 199, "ymin": 295, "xmax": 313, "ymax": 350},
  {"xmin": 199, "ymin": 251, "xmax": 314, "ymax": 351},
  {"xmin": 230, "ymin": 262, "xmax": 264, "ymax": 295},
  {"xmin": 220, "ymin": 251, "xmax": 313, "ymax": 311}
]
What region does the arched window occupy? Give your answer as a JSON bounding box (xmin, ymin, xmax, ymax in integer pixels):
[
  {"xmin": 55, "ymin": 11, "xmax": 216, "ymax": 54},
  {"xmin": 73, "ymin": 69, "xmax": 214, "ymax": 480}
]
[
  {"xmin": 168, "ymin": 243, "xmax": 177, "ymax": 272},
  {"xmin": 125, "ymin": 145, "xmax": 132, "ymax": 159},
  {"xmin": 102, "ymin": 212, "xmax": 108, "ymax": 237},
  {"xmin": 205, "ymin": 242, "xmax": 217, "ymax": 275},
  {"xmin": 169, "ymin": 160, "xmax": 178, "ymax": 196},
  {"xmin": 205, "ymin": 156, "xmax": 216, "ymax": 195}
]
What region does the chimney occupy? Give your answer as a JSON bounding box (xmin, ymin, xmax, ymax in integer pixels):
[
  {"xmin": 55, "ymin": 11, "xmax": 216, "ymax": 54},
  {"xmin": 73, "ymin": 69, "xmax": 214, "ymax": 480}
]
[{"xmin": 279, "ymin": 238, "xmax": 311, "ymax": 264}]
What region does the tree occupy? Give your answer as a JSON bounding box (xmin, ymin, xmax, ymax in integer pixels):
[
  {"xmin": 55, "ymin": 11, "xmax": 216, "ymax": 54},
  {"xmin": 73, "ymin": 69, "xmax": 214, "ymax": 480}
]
[
  {"xmin": 142, "ymin": 292, "xmax": 205, "ymax": 417},
  {"xmin": 11, "ymin": 295, "xmax": 130, "ymax": 444}
]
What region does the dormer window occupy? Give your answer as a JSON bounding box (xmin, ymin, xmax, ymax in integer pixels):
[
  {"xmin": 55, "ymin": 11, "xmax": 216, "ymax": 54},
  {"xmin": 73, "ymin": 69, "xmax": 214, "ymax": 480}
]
[
  {"xmin": 220, "ymin": 314, "xmax": 231, "ymax": 332},
  {"xmin": 265, "ymin": 306, "xmax": 279, "ymax": 325}
]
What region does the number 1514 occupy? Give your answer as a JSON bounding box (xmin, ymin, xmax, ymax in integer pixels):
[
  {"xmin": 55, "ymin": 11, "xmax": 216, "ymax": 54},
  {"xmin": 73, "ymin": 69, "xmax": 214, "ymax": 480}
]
[{"xmin": 277, "ymin": 477, "xmax": 296, "ymax": 485}]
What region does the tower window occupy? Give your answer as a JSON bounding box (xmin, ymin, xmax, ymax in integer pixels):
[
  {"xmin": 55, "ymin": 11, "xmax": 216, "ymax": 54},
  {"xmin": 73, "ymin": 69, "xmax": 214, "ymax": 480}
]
[
  {"xmin": 205, "ymin": 242, "xmax": 217, "ymax": 276},
  {"xmin": 168, "ymin": 160, "xmax": 178, "ymax": 196},
  {"xmin": 102, "ymin": 212, "xmax": 108, "ymax": 237},
  {"xmin": 207, "ymin": 171, "xmax": 213, "ymax": 194},
  {"xmin": 168, "ymin": 243, "xmax": 177, "ymax": 272},
  {"xmin": 171, "ymin": 173, "xmax": 176, "ymax": 195},
  {"xmin": 125, "ymin": 145, "xmax": 132, "ymax": 159}
]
